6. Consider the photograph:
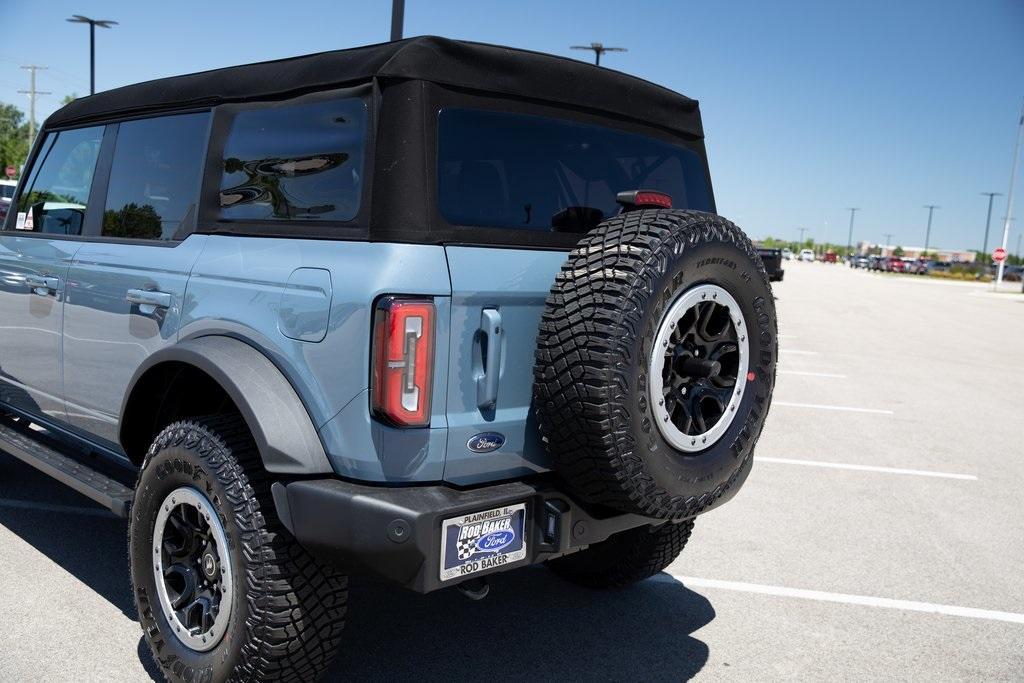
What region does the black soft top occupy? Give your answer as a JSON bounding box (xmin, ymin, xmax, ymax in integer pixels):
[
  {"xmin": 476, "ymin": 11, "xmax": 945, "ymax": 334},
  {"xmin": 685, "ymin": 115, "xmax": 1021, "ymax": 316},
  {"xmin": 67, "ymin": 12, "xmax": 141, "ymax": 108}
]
[{"xmin": 46, "ymin": 35, "xmax": 703, "ymax": 138}]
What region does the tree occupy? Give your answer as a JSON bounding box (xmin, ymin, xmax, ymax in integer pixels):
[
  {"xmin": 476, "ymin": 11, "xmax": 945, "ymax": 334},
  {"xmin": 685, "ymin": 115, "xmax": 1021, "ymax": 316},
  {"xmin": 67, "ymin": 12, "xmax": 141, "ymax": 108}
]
[
  {"xmin": 893, "ymin": 245, "xmax": 905, "ymax": 257},
  {"xmin": 0, "ymin": 103, "xmax": 30, "ymax": 175},
  {"xmin": 61, "ymin": 94, "xmax": 78, "ymax": 106}
]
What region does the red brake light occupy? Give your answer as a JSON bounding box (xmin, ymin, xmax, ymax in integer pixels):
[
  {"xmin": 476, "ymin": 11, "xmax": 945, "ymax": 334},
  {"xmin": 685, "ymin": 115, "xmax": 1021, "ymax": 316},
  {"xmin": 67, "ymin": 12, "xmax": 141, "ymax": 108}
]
[
  {"xmin": 371, "ymin": 297, "xmax": 435, "ymax": 427},
  {"xmin": 616, "ymin": 189, "xmax": 673, "ymax": 210}
]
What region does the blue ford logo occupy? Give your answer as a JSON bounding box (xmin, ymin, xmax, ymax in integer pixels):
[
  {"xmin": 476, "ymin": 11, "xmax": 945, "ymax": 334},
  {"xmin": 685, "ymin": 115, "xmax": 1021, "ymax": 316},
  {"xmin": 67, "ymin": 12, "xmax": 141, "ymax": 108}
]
[
  {"xmin": 476, "ymin": 529, "xmax": 515, "ymax": 552},
  {"xmin": 467, "ymin": 432, "xmax": 505, "ymax": 453}
]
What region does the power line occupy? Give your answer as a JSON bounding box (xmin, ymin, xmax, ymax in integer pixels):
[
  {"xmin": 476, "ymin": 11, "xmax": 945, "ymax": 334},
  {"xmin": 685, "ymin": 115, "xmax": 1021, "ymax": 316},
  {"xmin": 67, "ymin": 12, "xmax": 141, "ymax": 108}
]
[{"xmin": 18, "ymin": 65, "xmax": 50, "ymax": 145}]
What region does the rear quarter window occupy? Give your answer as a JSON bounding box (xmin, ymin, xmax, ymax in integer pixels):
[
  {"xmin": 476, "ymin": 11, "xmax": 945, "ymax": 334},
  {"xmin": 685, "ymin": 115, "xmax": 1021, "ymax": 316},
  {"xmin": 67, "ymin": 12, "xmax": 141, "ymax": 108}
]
[
  {"xmin": 218, "ymin": 98, "xmax": 367, "ymax": 223},
  {"xmin": 437, "ymin": 109, "xmax": 712, "ymax": 233}
]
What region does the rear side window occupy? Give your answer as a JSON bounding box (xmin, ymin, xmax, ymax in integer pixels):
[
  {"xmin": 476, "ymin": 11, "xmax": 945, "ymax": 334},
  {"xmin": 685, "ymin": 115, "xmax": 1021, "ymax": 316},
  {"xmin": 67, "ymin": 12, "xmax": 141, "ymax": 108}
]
[
  {"xmin": 218, "ymin": 98, "xmax": 367, "ymax": 222},
  {"xmin": 437, "ymin": 109, "xmax": 712, "ymax": 232},
  {"xmin": 103, "ymin": 112, "xmax": 209, "ymax": 240},
  {"xmin": 14, "ymin": 125, "xmax": 103, "ymax": 235}
]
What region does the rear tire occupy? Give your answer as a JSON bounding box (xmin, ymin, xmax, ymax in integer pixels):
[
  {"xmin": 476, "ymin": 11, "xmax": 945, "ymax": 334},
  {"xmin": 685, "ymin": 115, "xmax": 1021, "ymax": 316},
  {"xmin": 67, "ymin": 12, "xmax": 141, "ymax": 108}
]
[
  {"xmin": 547, "ymin": 520, "xmax": 695, "ymax": 588},
  {"xmin": 129, "ymin": 415, "xmax": 347, "ymax": 683}
]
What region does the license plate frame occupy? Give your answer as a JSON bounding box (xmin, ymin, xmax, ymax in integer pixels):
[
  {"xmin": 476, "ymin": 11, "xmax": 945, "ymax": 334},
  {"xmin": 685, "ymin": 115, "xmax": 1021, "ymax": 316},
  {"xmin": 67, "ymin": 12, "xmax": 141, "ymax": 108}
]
[{"xmin": 439, "ymin": 502, "xmax": 528, "ymax": 582}]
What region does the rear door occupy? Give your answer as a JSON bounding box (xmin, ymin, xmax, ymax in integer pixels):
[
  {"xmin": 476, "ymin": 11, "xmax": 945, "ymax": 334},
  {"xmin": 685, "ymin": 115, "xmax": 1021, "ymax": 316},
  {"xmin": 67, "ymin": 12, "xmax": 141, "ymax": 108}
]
[
  {"xmin": 62, "ymin": 112, "xmax": 210, "ymax": 447},
  {"xmin": 437, "ymin": 108, "xmax": 714, "ymax": 484}
]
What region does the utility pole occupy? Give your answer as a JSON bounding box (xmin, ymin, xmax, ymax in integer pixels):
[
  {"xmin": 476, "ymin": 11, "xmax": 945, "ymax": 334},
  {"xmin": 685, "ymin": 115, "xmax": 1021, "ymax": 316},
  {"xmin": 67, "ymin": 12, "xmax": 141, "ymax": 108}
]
[
  {"xmin": 18, "ymin": 65, "xmax": 50, "ymax": 145},
  {"xmin": 390, "ymin": 0, "xmax": 405, "ymax": 41},
  {"xmin": 882, "ymin": 233, "xmax": 894, "ymax": 255},
  {"xmin": 570, "ymin": 43, "xmax": 627, "ymax": 66},
  {"xmin": 846, "ymin": 208, "xmax": 859, "ymax": 255},
  {"xmin": 980, "ymin": 192, "xmax": 1002, "ymax": 256},
  {"xmin": 922, "ymin": 205, "xmax": 939, "ymax": 257},
  {"xmin": 996, "ymin": 99, "xmax": 1024, "ymax": 287},
  {"xmin": 797, "ymin": 227, "xmax": 808, "ymax": 246},
  {"xmin": 66, "ymin": 15, "xmax": 118, "ymax": 95}
]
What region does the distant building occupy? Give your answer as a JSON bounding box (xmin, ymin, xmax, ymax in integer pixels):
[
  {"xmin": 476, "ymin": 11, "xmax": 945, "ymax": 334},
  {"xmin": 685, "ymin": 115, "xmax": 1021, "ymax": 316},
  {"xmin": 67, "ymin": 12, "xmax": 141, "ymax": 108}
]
[{"xmin": 855, "ymin": 241, "xmax": 977, "ymax": 263}]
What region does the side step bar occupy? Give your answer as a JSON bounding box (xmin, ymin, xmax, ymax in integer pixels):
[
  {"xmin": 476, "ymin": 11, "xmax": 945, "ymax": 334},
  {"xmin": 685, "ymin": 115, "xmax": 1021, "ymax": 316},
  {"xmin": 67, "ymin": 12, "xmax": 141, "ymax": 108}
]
[{"xmin": 0, "ymin": 415, "xmax": 133, "ymax": 517}]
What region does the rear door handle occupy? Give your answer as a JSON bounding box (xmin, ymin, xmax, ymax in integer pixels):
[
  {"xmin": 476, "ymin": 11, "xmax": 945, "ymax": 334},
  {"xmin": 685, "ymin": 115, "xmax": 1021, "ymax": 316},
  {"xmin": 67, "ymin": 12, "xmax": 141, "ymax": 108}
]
[
  {"xmin": 126, "ymin": 288, "xmax": 172, "ymax": 309},
  {"xmin": 476, "ymin": 308, "xmax": 503, "ymax": 410},
  {"xmin": 25, "ymin": 275, "xmax": 59, "ymax": 296}
]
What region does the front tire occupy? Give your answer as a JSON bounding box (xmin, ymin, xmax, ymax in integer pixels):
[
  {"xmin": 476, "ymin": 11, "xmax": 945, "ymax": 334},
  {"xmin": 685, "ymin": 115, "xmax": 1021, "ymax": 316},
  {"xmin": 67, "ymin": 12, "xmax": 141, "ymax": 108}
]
[
  {"xmin": 129, "ymin": 416, "xmax": 347, "ymax": 683},
  {"xmin": 547, "ymin": 520, "xmax": 695, "ymax": 588}
]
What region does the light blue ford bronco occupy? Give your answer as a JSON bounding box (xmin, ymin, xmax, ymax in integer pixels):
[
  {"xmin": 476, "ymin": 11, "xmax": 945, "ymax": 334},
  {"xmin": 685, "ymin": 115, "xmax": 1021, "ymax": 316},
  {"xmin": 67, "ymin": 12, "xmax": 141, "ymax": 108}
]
[{"xmin": 0, "ymin": 37, "xmax": 776, "ymax": 682}]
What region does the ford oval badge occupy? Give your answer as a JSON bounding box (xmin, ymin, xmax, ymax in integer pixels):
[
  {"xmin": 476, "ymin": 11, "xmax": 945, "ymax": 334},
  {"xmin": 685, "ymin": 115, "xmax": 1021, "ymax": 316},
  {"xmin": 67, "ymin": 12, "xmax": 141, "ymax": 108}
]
[
  {"xmin": 476, "ymin": 529, "xmax": 515, "ymax": 553},
  {"xmin": 467, "ymin": 432, "xmax": 505, "ymax": 453}
]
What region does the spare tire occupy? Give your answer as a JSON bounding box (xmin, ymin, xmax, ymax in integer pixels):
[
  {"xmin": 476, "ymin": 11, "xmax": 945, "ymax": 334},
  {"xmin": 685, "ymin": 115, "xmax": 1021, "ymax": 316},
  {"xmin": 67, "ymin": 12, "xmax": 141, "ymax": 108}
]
[{"xmin": 534, "ymin": 209, "xmax": 777, "ymax": 520}]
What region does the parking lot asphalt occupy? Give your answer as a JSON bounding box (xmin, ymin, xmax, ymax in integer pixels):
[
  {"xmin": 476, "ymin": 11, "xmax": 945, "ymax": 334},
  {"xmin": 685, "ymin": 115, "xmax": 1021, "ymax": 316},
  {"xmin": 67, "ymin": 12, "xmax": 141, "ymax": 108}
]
[{"xmin": 0, "ymin": 262, "xmax": 1022, "ymax": 681}]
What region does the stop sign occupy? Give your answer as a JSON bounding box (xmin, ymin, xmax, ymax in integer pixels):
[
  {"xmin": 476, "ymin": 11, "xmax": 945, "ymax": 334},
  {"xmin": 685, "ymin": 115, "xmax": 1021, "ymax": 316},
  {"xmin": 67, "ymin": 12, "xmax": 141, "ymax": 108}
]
[
  {"xmin": 4, "ymin": 166, "xmax": 13, "ymax": 178},
  {"xmin": 992, "ymin": 247, "xmax": 1007, "ymax": 263}
]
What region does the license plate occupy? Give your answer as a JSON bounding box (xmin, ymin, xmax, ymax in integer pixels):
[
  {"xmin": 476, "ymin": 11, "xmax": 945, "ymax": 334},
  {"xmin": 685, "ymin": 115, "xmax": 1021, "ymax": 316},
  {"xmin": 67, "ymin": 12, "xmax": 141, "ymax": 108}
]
[{"xmin": 439, "ymin": 503, "xmax": 527, "ymax": 582}]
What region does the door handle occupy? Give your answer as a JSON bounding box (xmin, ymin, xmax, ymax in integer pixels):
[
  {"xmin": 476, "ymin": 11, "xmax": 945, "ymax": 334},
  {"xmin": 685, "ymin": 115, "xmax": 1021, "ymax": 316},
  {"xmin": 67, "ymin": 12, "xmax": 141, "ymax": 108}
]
[
  {"xmin": 476, "ymin": 308, "xmax": 503, "ymax": 410},
  {"xmin": 126, "ymin": 288, "xmax": 172, "ymax": 309},
  {"xmin": 25, "ymin": 275, "xmax": 59, "ymax": 296}
]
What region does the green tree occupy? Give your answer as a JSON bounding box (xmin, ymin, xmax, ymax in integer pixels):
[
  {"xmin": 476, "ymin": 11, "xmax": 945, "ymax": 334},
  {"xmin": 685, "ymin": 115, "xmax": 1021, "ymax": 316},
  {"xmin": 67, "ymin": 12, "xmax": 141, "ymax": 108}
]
[
  {"xmin": 61, "ymin": 93, "xmax": 77, "ymax": 106},
  {"xmin": 0, "ymin": 103, "xmax": 30, "ymax": 176},
  {"xmin": 893, "ymin": 245, "xmax": 905, "ymax": 257}
]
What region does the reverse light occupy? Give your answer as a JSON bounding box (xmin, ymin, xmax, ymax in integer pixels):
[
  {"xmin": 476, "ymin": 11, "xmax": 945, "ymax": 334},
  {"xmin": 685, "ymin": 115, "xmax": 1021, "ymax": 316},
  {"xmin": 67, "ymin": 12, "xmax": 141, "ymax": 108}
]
[
  {"xmin": 616, "ymin": 189, "xmax": 673, "ymax": 210},
  {"xmin": 371, "ymin": 297, "xmax": 435, "ymax": 427}
]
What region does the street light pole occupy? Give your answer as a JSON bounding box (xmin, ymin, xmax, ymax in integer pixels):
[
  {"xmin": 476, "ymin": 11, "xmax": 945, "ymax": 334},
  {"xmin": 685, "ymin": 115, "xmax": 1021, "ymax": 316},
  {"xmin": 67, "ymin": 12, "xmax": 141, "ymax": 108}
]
[
  {"xmin": 882, "ymin": 233, "xmax": 894, "ymax": 255},
  {"xmin": 797, "ymin": 227, "xmax": 808, "ymax": 246},
  {"xmin": 980, "ymin": 192, "xmax": 1002, "ymax": 257},
  {"xmin": 570, "ymin": 43, "xmax": 627, "ymax": 66},
  {"xmin": 996, "ymin": 99, "xmax": 1024, "ymax": 287},
  {"xmin": 390, "ymin": 0, "xmax": 405, "ymax": 41},
  {"xmin": 846, "ymin": 207, "xmax": 859, "ymax": 255},
  {"xmin": 922, "ymin": 205, "xmax": 939, "ymax": 257},
  {"xmin": 66, "ymin": 15, "xmax": 118, "ymax": 95}
]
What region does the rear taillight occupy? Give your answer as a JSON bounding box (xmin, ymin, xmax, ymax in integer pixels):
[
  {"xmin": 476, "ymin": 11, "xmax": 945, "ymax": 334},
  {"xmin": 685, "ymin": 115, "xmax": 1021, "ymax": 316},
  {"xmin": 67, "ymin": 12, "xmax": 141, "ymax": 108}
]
[{"xmin": 371, "ymin": 297, "xmax": 435, "ymax": 427}]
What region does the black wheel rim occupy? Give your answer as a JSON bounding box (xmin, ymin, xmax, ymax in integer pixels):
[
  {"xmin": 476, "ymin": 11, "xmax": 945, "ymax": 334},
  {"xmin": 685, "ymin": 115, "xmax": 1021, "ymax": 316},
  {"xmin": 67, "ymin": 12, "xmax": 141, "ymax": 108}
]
[{"xmin": 152, "ymin": 487, "xmax": 232, "ymax": 651}]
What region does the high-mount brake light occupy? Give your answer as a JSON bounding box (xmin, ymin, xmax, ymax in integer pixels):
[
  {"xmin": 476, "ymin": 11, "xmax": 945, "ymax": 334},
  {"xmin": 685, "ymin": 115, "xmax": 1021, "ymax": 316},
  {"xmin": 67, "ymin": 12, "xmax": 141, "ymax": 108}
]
[
  {"xmin": 371, "ymin": 297, "xmax": 435, "ymax": 427},
  {"xmin": 616, "ymin": 189, "xmax": 673, "ymax": 210}
]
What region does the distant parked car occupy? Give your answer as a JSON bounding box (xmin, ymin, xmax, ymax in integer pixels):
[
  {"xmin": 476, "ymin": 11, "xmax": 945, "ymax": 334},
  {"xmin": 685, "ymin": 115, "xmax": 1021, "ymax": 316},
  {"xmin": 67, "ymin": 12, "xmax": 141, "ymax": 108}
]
[
  {"xmin": 757, "ymin": 247, "xmax": 785, "ymax": 282},
  {"xmin": 800, "ymin": 248, "xmax": 814, "ymax": 262},
  {"xmin": 823, "ymin": 250, "xmax": 837, "ymax": 264},
  {"xmin": 851, "ymin": 255, "xmax": 871, "ymax": 268},
  {"xmin": 1002, "ymin": 265, "xmax": 1023, "ymax": 282},
  {"xmin": 0, "ymin": 179, "xmax": 16, "ymax": 224},
  {"xmin": 781, "ymin": 247, "xmax": 794, "ymax": 260},
  {"xmin": 888, "ymin": 257, "xmax": 907, "ymax": 273}
]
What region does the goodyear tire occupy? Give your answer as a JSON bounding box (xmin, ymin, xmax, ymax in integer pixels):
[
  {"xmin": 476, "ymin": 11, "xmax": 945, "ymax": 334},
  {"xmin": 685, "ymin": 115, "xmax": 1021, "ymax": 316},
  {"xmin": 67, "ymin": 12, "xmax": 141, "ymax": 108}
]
[
  {"xmin": 534, "ymin": 209, "xmax": 777, "ymax": 520},
  {"xmin": 548, "ymin": 519, "xmax": 695, "ymax": 588},
  {"xmin": 129, "ymin": 416, "xmax": 347, "ymax": 683}
]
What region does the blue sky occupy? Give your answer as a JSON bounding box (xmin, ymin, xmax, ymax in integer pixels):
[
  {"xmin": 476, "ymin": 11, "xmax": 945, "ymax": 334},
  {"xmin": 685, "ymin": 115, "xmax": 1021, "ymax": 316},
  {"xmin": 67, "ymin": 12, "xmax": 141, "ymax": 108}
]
[{"xmin": 1, "ymin": 0, "xmax": 1022, "ymax": 251}]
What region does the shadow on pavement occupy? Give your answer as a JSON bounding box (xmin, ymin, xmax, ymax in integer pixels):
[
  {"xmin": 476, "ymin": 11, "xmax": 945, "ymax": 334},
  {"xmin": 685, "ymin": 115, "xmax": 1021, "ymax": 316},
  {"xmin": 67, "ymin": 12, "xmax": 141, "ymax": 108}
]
[
  {"xmin": 329, "ymin": 570, "xmax": 713, "ymax": 681},
  {"xmin": 0, "ymin": 453, "xmax": 714, "ymax": 681}
]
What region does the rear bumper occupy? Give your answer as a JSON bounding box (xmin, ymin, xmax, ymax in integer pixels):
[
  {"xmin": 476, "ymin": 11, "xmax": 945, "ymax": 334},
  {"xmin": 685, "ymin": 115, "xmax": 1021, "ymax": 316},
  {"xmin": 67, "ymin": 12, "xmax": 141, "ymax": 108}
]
[{"xmin": 271, "ymin": 477, "xmax": 661, "ymax": 594}]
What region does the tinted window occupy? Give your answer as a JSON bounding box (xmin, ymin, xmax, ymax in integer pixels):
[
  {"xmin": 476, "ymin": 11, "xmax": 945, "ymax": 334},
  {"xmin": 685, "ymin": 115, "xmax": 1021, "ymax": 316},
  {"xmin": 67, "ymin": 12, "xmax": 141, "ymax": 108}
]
[
  {"xmin": 103, "ymin": 112, "xmax": 209, "ymax": 240},
  {"xmin": 219, "ymin": 98, "xmax": 366, "ymax": 222},
  {"xmin": 438, "ymin": 109, "xmax": 712, "ymax": 232},
  {"xmin": 15, "ymin": 126, "xmax": 103, "ymax": 235}
]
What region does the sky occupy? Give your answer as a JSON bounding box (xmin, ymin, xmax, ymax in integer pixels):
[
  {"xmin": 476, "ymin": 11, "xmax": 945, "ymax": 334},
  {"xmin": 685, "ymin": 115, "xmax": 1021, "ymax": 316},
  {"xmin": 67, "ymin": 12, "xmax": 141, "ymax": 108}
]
[{"xmin": 1, "ymin": 0, "xmax": 1022, "ymax": 252}]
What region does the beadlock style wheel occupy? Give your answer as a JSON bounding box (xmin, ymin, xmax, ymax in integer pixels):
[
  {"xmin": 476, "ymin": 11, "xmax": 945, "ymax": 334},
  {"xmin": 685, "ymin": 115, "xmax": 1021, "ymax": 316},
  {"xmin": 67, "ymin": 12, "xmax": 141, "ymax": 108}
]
[
  {"xmin": 648, "ymin": 283, "xmax": 749, "ymax": 453},
  {"xmin": 152, "ymin": 486, "xmax": 233, "ymax": 652}
]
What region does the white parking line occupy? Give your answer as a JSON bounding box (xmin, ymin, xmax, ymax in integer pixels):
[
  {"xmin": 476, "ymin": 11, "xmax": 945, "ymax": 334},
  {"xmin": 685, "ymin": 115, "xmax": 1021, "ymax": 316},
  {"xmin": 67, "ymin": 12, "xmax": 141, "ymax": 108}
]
[
  {"xmin": 778, "ymin": 370, "xmax": 847, "ymax": 378},
  {"xmin": 665, "ymin": 575, "xmax": 1024, "ymax": 625},
  {"xmin": 773, "ymin": 400, "xmax": 893, "ymax": 415},
  {"xmin": 755, "ymin": 456, "xmax": 976, "ymax": 480},
  {"xmin": 0, "ymin": 498, "xmax": 115, "ymax": 518},
  {"xmin": 779, "ymin": 349, "xmax": 819, "ymax": 355}
]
